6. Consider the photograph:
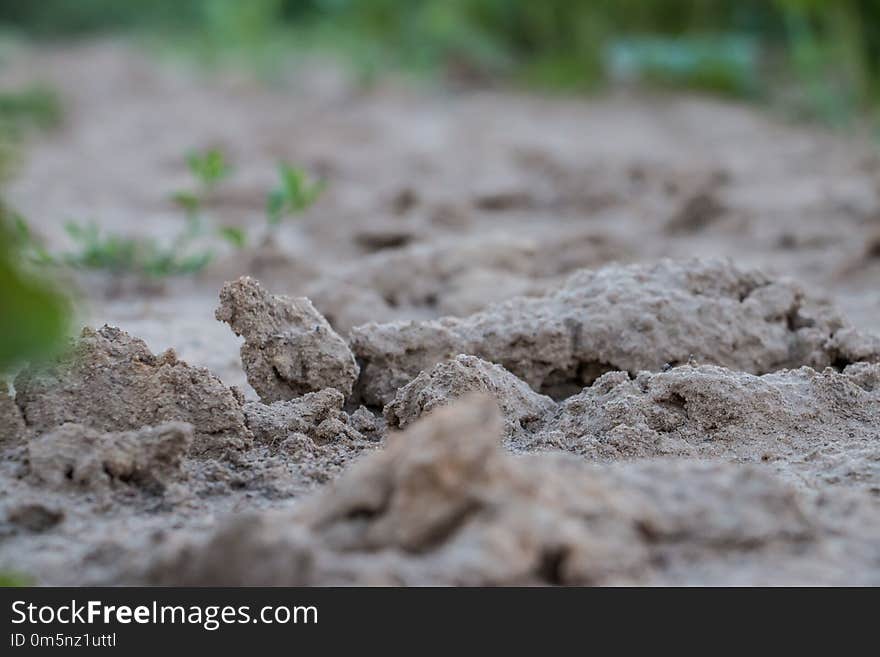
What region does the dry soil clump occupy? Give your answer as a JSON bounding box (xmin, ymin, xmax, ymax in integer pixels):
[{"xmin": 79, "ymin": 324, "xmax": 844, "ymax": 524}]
[
  {"xmin": 216, "ymin": 276, "xmax": 359, "ymax": 403},
  {"xmin": 384, "ymin": 354, "xmax": 556, "ymax": 438},
  {"xmin": 27, "ymin": 422, "xmax": 191, "ymax": 493},
  {"xmin": 13, "ymin": 326, "xmax": 250, "ymax": 457},
  {"xmin": 531, "ymin": 363, "xmax": 880, "ymax": 493},
  {"xmin": 351, "ymin": 259, "xmax": 880, "ymax": 405},
  {"xmin": 145, "ymin": 396, "xmax": 880, "ymax": 586}
]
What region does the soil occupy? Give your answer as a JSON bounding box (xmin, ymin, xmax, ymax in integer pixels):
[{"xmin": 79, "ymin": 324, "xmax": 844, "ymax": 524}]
[{"xmin": 1, "ymin": 41, "xmax": 879, "ymax": 585}]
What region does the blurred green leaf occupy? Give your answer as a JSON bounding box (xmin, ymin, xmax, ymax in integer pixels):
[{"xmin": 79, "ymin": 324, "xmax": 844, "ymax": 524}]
[
  {"xmin": 0, "ymin": 570, "xmax": 33, "ymax": 587},
  {"xmin": 186, "ymin": 148, "xmax": 231, "ymax": 189},
  {"xmin": 218, "ymin": 225, "xmax": 247, "ymax": 249},
  {"xmin": 0, "ymin": 86, "xmax": 62, "ymax": 131},
  {"xmin": 266, "ymin": 163, "xmax": 325, "ymax": 225},
  {"xmin": 0, "ymin": 210, "xmax": 69, "ymax": 370},
  {"xmin": 171, "ymin": 190, "xmax": 201, "ymax": 215}
]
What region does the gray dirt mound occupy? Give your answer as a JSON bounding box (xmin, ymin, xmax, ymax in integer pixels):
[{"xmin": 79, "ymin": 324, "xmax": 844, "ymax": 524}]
[
  {"xmin": 244, "ymin": 388, "xmax": 368, "ymax": 447},
  {"xmin": 216, "ymin": 276, "xmax": 360, "ymax": 403},
  {"xmin": 305, "ymin": 230, "xmax": 629, "ymax": 332},
  {"xmin": 143, "ymin": 396, "xmax": 880, "ymax": 586},
  {"xmin": 350, "ymin": 259, "xmax": 880, "ymax": 405},
  {"xmin": 530, "ymin": 363, "xmax": 880, "ymax": 493},
  {"xmin": 27, "ymin": 422, "xmax": 191, "ymax": 494},
  {"xmin": 384, "ymin": 354, "xmax": 556, "ymax": 437},
  {"xmin": 14, "ymin": 326, "xmax": 250, "ymax": 457}
]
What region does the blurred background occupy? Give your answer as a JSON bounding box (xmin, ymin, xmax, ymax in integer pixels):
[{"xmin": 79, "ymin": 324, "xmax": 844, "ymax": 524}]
[
  {"xmin": 2, "ymin": 0, "xmax": 880, "ymax": 123},
  {"xmin": 2, "ymin": 0, "xmax": 880, "ymax": 373}
]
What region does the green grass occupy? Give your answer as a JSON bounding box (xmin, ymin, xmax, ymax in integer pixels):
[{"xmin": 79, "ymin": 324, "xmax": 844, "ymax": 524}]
[
  {"xmin": 12, "ymin": 151, "xmax": 324, "ymax": 282},
  {"xmin": 0, "ymin": 570, "xmax": 34, "ymax": 587},
  {"xmin": 60, "ymin": 221, "xmax": 214, "ymax": 278}
]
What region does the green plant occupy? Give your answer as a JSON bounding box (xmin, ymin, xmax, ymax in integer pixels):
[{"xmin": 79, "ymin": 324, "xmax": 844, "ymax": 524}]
[
  {"xmin": 0, "ymin": 86, "xmax": 62, "ymax": 131},
  {"xmin": 217, "ymin": 225, "xmax": 247, "ymax": 249},
  {"xmin": 173, "ymin": 148, "xmax": 231, "ymax": 216},
  {"xmin": 186, "ymin": 147, "xmax": 231, "ymax": 189},
  {"xmin": 172, "ymin": 147, "xmax": 245, "ymax": 251},
  {"xmin": 62, "ymin": 220, "xmax": 213, "ymax": 278},
  {"xmin": 0, "ymin": 570, "xmax": 33, "ymax": 587},
  {"xmin": 266, "ymin": 163, "xmax": 325, "ymax": 226},
  {"xmin": 0, "ymin": 204, "xmax": 69, "ymax": 370}
]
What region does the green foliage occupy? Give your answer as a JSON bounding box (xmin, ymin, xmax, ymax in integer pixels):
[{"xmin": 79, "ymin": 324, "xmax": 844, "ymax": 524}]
[
  {"xmin": 266, "ymin": 164, "xmax": 325, "ymax": 226},
  {"xmin": 171, "ymin": 190, "xmax": 201, "ymax": 216},
  {"xmin": 218, "ymin": 225, "xmax": 247, "ymax": 249},
  {"xmin": 0, "ymin": 570, "xmax": 33, "ymax": 587},
  {"xmin": 20, "ymin": 147, "xmax": 253, "ymax": 282},
  {"xmin": 4, "ymin": 1, "xmax": 880, "ymax": 122},
  {"xmin": 186, "ymin": 147, "xmax": 231, "ymax": 189},
  {"xmin": 605, "ymin": 36, "xmax": 761, "ymax": 98},
  {"xmin": 0, "ymin": 204, "xmax": 69, "ymax": 370},
  {"xmin": 0, "ymin": 86, "xmax": 62, "ymax": 131},
  {"xmin": 173, "ymin": 148, "xmax": 231, "ymax": 215},
  {"xmin": 61, "ymin": 220, "xmax": 213, "ymax": 278}
]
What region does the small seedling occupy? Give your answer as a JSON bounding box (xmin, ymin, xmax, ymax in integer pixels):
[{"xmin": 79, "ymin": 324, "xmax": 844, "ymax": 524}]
[
  {"xmin": 172, "ymin": 147, "xmax": 246, "ymax": 250},
  {"xmin": 266, "ymin": 163, "xmax": 325, "ymax": 226},
  {"xmin": 186, "ymin": 147, "xmax": 231, "ymax": 190},
  {"xmin": 171, "ymin": 190, "xmax": 201, "ymax": 217},
  {"xmin": 218, "ymin": 225, "xmax": 247, "ymax": 249},
  {"xmin": 62, "ymin": 220, "xmax": 214, "ymax": 278},
  {"xmin": 172, "ymin": 148, "xmax": 231, "ymax": 215}
]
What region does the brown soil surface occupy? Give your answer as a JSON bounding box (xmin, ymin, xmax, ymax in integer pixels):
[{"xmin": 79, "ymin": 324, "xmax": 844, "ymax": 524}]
[{"xmin": 1, "ymin": 42, "xmax": 878, "ymax": 585}]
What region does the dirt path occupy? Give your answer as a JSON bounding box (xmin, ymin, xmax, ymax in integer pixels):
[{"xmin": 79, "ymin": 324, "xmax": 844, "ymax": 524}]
[{"xmin": 1, "ymin": 42, "xmax": 879, "ymax": 585}]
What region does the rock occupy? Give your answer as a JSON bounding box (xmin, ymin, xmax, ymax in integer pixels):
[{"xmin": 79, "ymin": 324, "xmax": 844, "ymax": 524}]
[
  {"xmin": 27, "ymin": 422, "xmax": 191, "ymax": 493},
  {"xmin": 216, "ymin": 276, "xmax": 359, "ymax": 402},
  {"xmin": 350, "ymin": 259, "xmax": 880, "ymax": 405},
  {"xmin": 384, "ymin": 355, "xmax": 555, "ymax": 438},
  {"xmin": 14, "ymin": 326, "xmax": 249, "ymax": 457}
]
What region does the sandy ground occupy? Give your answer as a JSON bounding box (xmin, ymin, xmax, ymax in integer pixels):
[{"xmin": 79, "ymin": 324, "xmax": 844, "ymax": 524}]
[{"xmin": 1, "ymin": 41, "xmax": 879, "ymax": 585}]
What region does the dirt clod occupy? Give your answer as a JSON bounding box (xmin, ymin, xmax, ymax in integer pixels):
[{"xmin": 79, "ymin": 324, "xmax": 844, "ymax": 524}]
[
  {"xmin": 216, "ymin": 276, "xmax": 359, "ymax": 402},
  {"xmin": 531, "ymin": 363, "xmax": 880, "ymax": 493},
  {"xmin": 244, "ymin": 388, "xmax": 366, "ymax": 447},
  {"xmin": 384, "ymin": 354, "xmax": 555, "ymax": 437},
  {"xmin": 351, "ymin": 259, "xmax": 878, "ymax": 405},
  {"xmin": 14, "ymin": 326, "xmax": 250, "ymax": 457},
  {"xmin": 7, "ymin": 503, "xmax": 65, "ymax": 533},
  {"xmin": 27, "ymin": 422, "xmax": 191, "ymax": 493},
  {"xmin": 143, "ymin": 395, "xmax": 880, "ymax": 586}
]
